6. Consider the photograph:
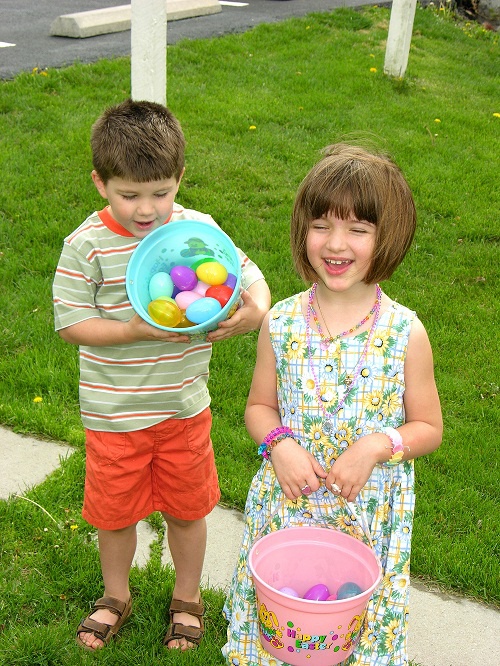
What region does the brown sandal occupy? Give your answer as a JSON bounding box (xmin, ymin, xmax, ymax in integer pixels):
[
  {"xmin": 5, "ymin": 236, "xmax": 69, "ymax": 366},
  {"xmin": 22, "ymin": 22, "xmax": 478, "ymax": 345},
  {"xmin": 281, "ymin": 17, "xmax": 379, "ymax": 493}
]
[
  {"xmin": 163, "ymin": 598, "xmax": 205, "ymax": 649},
  {"xmin": 76, "ymin": 596, "xmax": 132, "ymax": 650}
]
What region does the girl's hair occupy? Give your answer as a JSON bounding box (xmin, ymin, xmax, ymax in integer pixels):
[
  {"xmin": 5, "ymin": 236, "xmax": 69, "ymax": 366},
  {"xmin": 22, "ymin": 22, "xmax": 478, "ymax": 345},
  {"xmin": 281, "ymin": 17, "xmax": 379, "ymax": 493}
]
[
  {"xmin": 291, "ymin": 143, "xmax": 416, "ymax": 284},
  {"xmin": 91, "ymin": 99, "xmax": 185, "ymax": 183}
]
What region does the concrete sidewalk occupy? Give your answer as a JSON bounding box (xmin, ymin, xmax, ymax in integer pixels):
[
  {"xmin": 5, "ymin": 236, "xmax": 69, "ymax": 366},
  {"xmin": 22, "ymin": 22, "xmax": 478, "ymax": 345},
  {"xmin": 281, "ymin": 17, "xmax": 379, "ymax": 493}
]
[{"xmin": 1, "ymin": 425, "xmax": 498, "ymax": 666}]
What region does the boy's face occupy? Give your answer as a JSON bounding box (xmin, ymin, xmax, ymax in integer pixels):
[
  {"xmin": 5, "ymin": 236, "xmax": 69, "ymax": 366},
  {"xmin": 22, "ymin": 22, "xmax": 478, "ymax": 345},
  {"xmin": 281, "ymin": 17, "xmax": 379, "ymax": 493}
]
[{"xmin": 92, "ymin": 171, "xmax": 184, "ymax": 239}]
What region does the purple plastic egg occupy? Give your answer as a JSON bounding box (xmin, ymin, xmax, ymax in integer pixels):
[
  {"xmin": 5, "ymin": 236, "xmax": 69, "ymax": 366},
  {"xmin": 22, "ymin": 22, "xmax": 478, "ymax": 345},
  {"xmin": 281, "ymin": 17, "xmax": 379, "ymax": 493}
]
[
  {"xmin": 336, "ymin": 582, "xmax": 363, "ymax": 599},
  {"xmin": 224, "ymin": 273, "xmax": 237, "ymax": 290},
  {"xmin": 186, "ymin": 297, "xmax": 222, "ymax": 324},
  {"xmin": 279, "ymin": 587, "xmax": 300, "ymax": 598},
  {"xmin": 170, "ymin": 265, "xmax": 198, "ymax": 291},
  {"xmin": 303, "ymin": 583, "xmax": 330, "ymax": 601}
]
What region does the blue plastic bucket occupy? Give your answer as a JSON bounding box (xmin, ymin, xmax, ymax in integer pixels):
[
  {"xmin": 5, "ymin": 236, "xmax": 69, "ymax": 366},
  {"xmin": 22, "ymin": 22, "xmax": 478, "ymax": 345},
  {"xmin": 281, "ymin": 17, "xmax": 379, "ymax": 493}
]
[{"xmin": 126, "ymin": 220, "xmax": 242, "ymax": 334}]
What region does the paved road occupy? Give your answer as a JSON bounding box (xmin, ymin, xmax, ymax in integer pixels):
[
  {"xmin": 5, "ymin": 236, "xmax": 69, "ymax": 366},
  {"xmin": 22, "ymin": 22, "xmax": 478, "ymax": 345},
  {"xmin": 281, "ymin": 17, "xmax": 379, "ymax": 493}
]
[{"xmin": 0, "ymin": 0, "xmax": 378, "ymax": 80}]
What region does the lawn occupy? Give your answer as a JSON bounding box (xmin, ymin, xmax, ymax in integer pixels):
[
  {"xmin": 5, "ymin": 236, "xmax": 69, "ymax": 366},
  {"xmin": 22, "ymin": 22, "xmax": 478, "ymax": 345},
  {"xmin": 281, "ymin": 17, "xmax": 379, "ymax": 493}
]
[{"xmin": 0, "ymin": 4, "xmax": 498, "ymax": 664}]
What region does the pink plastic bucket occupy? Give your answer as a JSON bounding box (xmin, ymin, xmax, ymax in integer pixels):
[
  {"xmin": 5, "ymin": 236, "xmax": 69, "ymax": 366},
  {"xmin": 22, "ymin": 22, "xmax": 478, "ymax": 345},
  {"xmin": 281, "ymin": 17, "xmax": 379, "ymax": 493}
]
[{"xmin": 249, "ymin": 526, "xmax": 381, "ymax": 666}]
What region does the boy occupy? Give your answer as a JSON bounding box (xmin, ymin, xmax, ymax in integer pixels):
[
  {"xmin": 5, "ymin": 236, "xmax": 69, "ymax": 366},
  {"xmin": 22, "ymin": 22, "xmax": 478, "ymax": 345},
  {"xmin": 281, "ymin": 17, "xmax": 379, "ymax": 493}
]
[{"xmin": 53, "ymin": 99, "xmax": 270, "ymax": 652}]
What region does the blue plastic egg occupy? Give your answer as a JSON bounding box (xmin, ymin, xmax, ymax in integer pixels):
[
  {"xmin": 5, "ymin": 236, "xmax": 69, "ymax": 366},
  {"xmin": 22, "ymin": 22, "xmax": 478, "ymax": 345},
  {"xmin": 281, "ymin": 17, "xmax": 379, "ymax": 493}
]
[
  {"xmin": 186, "ymin": 297, "xmax": 222, "ymax": 324},
  {"xmin": 149, "ymin": 272, "xmax": 174, "ymax": 301},
  {"xmin": 336, "ymin": 582, "xmax": 363, "ymax": 599}
]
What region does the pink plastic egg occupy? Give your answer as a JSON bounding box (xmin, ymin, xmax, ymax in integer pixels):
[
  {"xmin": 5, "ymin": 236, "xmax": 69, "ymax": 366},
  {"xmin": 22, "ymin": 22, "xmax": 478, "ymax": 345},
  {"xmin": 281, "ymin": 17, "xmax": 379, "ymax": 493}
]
[
  {"xmin": 170, "ymin": 265, "xmax": 198, "ymax": 291},
  {"xmin": 186, "ymin": 297, "xmax": 222, "ymax": 324},
  {"xmin": 196, "ymin": 261, "xmax": 228, "ymax": 286},
  {"xmin": 303, "ymin": 583, "xmax": 330, "ymax": 601},
  {"xmin": 193, "ymin": 281, "xmax": 210, "ymax": 296},
  {"xmin": 326, "ymin": 594, "xmax": 337, "ymax": 601},
  {"xmin": 175, "ymin": 291, "xmax": 201, "ymax": 310}
]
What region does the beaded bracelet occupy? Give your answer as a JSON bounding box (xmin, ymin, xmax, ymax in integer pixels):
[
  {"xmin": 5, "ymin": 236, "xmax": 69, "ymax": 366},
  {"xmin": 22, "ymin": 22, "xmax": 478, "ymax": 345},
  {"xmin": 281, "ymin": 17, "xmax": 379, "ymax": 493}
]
[
  {"xmin": 382, "ymin": 427, "xmax": 409, "ymax": 466},
  {"xmin": 258, "ymin": 426, "xmax": 295, "ymax": 459}
]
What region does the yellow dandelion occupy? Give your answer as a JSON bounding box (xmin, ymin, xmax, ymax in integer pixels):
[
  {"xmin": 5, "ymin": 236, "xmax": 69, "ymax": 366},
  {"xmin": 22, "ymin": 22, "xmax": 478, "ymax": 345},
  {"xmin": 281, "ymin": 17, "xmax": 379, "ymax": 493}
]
[
  {"xmin": 381, "ymin": 391, "xmax": 402, "ymax": 417},
  {"xmin": 493, "ymin": 113, "xmax": 500, "ymax": 118},
  {"xmin": 370, "ymin": 53, "xmax": 375, "ymax": 57},
  {"xmin": 370, "ymin": 67, "xmax": 377, "ymax": 73},
  {"xmin": 286, "ymin": 335, "xmax": 304, "ymax": 359},
  {"xmin": 33, "ymin": 396, "xmax": 43, "ymax": 403},
  {"xmin": 363, "ymin": 389, "xmax": 383, "ymax": 410},
  {"xmin": 249, "ymin": 125, "xmax": 256, "ymax": 131},
  {"xmin": 434, "ymin": 118, "xmax": 441, "ymax": 123},
  {"xmin": 70, "ymin": 524, "xmax": 78, "ymax": 531},
  {"xmin": 228, "ymin": 650, "xmax": 249, "ymax": 666}
]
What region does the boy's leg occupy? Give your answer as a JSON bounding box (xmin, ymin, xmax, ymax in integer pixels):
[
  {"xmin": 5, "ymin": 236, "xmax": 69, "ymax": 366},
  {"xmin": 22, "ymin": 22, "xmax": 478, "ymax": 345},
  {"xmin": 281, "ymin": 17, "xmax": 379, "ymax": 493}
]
[
  {"xmin": 162, "ymin": 512, "xmax": 206, "ymax": 650},
  {"xmin": 78, "ymin": 523, "xmax": 137, "ymax": 650}
]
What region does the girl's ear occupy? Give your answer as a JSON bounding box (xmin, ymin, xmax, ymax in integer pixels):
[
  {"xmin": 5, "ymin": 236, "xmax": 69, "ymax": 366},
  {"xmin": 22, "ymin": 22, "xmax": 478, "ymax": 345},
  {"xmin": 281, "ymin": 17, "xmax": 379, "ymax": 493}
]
[{"xmin": 91, "ymin": 170, "xmax": 107, "ymax": 199}]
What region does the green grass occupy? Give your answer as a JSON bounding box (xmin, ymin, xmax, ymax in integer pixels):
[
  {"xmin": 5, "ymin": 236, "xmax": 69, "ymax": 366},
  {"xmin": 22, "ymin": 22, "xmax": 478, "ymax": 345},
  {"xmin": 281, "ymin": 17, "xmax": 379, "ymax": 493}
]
[{"xmin": 0, "ymin": 5, "xmax": 498, "ymax": 664}]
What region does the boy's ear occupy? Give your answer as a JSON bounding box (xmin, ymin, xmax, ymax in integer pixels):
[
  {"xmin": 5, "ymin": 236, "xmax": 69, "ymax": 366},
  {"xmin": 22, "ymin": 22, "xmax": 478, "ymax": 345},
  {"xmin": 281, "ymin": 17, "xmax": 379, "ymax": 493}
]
[{"xmin": 91, "ymin": 170, "xmax": 107, "ymax": 198}]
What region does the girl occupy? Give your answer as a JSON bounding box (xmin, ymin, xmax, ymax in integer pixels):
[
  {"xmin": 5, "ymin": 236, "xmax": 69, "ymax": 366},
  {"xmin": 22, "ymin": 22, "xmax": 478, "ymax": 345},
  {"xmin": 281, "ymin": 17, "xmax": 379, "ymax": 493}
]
[{"xmin": 222, "ymin": 144, "xmax": 443, "ymax": 666}]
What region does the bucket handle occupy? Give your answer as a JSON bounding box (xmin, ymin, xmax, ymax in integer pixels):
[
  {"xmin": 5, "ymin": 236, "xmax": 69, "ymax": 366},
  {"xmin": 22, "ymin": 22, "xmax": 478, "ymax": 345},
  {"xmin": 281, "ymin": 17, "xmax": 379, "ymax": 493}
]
[{"xmin": 253, "ymin": 480, "xmax": 375, "ymax": 551}]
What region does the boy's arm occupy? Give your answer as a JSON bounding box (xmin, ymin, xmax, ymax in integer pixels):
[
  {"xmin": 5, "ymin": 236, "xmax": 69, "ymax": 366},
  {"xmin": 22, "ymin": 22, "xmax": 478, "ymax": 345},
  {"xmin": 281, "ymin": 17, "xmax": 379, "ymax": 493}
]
[
  {"xmin": 206, "ymin": 278, "xmax": 271, "ymax": 342},
  {"xmin": 58, "ymin": 314, "xmax": 190, "ymax": 346}
]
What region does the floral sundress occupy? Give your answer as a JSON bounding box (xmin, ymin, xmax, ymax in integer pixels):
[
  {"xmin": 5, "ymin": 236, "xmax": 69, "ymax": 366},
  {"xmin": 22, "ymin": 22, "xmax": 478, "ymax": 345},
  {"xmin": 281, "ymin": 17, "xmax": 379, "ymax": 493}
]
[{"xmin": 222, "ymin": 291, "xmax": 417, "ymax": 666}]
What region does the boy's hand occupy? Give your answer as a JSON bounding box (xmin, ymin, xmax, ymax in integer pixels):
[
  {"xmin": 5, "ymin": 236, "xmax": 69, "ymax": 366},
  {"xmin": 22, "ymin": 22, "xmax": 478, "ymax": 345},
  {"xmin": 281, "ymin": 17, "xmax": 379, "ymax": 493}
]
[
  {"xmin": 128, "ymin": 314, "xmax": 191, "ymax": 343},
  {"xmin": 206, "ymin": 289, "xmax": 267, "ymax": 342}
]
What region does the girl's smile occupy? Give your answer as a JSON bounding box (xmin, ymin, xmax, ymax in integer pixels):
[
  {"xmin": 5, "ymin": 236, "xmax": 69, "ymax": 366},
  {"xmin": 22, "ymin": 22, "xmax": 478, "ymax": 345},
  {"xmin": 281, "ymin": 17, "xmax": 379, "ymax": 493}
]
[{"xmin": 307, "ymin": 213, "xmax": 376, "ymax": 288}]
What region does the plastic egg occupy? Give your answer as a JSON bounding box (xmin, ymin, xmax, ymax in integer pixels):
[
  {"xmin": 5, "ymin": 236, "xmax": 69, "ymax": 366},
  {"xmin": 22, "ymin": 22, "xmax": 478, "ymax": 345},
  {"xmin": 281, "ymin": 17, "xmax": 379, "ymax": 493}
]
[
  {"xmin": 336, "ymin": 582, "xmax": 363, "ymax": 599},
  {"xmin": 193, "ymin": 280, "xmax": 210, "ymax": 296},
  {"xmin": 303, "ymin": 583, "xmax": 330, "ymax": 601},
  {"xmin": 279, "ymin": 587, "xmax": 300, "ymax": 598},
  {"xmin": 170, "ymin": 265, "xmax": 198, "ymax": 291},
  {"xmin": 326, "ymin": 594, "xmax": 337, "ymax": 601},
  {"xmin": 186, "ymin": 297, "xmax": 222, "ymax": 324},
  {"xmin": 224, "ymin": 273, "xmax": 238, "ymax": 290},
  {"xmin": 190, "ymin": 257, "xmax": 216, "ymax": 271},
  {"xmin": 175, "ymin": 311, "xmax": 195, "ymax": 329},
  {"xmin": 149, "ymin": 272, "xmax": 174, "ymax": 301},
  {"xmin": 205, "ymin": 285, "xmax": 234, "ymax": 308},
  {"xmin": 148, "ymin": 298, "xmax": 182, "ymax": 327},
  {"xmin": 196, "ymin": 261, "xmax": 228, "ymax": 286},
  {"xmin": 175, "ymin": 290, "xmax": 201, "ymax": 310}
]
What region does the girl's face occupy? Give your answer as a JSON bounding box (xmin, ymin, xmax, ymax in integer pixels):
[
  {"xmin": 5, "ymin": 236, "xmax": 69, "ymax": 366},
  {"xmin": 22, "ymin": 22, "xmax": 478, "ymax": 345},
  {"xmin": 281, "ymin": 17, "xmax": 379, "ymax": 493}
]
[
  {"xmin": 306, "ymin": 213, "xmax": 377, "ymax": 291},
  {"xmin": 92, "ymin": 171, "xmax": 183, "ymax": 239}
]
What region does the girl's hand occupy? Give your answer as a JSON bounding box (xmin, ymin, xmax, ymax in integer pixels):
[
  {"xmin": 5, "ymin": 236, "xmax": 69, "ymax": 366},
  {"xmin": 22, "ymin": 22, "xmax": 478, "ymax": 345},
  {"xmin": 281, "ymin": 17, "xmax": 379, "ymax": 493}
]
[
  {"xmin": 325, "ymin": 434, "xmax": 386, "ymax": 502},
  {"xmin": 270, "ymin": 439, "xmax": 327, "ymax": 500}
]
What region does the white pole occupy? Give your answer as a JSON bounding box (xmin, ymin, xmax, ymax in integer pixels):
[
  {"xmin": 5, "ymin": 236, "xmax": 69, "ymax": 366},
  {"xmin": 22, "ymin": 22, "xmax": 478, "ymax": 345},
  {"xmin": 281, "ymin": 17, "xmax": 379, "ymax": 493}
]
[
  {"xmin": 131, "ymin": 0, "xmax": 167, "ymax": 105},
  {"xmin": 384, "ymin": 0, "xmax": 417, "ymax": 78}
]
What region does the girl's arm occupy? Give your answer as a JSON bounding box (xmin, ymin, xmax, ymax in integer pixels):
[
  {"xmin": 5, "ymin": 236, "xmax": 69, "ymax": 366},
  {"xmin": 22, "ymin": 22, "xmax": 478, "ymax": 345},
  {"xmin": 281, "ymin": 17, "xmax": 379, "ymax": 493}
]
[
  {"xmin": 326, "ymin": 317, "xmax": 443, "ymax": 501},
  {"xmin": 245, "ymin": 313, "xmax": 327, "ymax": 499}
]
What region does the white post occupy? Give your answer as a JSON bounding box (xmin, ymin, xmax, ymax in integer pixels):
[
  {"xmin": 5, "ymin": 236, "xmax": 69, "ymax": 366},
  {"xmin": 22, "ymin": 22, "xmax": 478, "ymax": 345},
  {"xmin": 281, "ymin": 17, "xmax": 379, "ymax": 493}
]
[
  {"xmin": 384, "ymin": 0, "xmax": 417, "ymax": 78},
  {"xmin": 131, "ymin": 0, "xmax": 167, "ymax": 105}
]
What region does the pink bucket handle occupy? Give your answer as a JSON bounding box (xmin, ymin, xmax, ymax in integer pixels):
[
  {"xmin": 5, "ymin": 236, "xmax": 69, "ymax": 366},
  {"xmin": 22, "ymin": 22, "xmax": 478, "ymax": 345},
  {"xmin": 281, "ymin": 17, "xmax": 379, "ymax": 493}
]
[{"xmin": 254, "ymin": 481, "xmax": 376, "ymax": 551}]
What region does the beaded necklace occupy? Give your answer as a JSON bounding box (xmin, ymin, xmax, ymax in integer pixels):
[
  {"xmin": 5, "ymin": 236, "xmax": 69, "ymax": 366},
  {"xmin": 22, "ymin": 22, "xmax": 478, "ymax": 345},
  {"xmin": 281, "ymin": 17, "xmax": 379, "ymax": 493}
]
[
  {"xmin": 305, "ymin": 284, "xmax": 382, "ymax": 435},
  {"xmin": 310, "ymin": 283, "xmax": 380, "ymax": 351}
]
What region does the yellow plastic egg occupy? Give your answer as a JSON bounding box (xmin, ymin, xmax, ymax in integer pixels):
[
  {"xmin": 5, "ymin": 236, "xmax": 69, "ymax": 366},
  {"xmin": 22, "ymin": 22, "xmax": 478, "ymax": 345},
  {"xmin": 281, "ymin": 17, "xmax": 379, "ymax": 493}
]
[
  {"xmin": 195, "ymin": 261, "xmax": 228, "ymax": 286},
  {"xmin": 148, "ymin": 298, "xmax": 182, "ymax": 327}
]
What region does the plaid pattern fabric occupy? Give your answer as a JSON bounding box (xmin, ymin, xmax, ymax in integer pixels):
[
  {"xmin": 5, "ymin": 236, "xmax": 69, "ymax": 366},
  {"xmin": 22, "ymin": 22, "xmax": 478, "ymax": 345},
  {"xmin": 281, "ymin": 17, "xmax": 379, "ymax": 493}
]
[{"xmin": 223, "ymin": 292, "xmax": 416, "ymax": 666}]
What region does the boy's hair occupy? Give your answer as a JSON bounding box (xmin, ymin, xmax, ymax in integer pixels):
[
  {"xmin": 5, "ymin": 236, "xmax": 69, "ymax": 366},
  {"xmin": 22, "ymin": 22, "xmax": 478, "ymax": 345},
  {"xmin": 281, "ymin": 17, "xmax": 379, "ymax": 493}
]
[
  {"xmin": 91, "ymin": 99, "xmax": 185, "ymax": 183},
  {"xmin": 291, "ymin": 143, "xmax": 416, "ymax": 284}
]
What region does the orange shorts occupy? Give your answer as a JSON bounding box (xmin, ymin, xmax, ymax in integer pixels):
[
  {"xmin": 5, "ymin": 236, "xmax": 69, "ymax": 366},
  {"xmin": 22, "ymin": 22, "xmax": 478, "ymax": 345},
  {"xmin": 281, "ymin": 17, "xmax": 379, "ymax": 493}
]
[{"xmin": 82, "ymin": 407, "xmax": 220, "ymax": 530}]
